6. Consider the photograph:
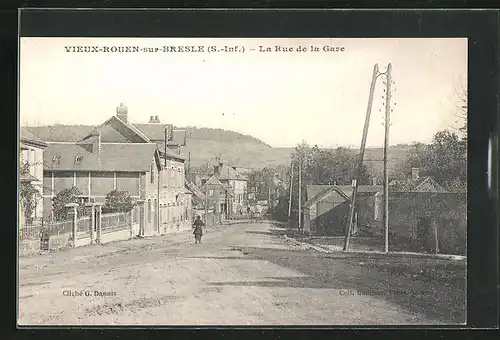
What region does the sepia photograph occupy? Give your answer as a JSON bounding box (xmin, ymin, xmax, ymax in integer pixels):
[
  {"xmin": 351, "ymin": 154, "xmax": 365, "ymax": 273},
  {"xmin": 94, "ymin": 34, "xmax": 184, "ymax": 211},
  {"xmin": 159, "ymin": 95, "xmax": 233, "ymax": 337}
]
[{"xmin": 18, "ymin": 37, "xmax": 467, "ymax": 326}]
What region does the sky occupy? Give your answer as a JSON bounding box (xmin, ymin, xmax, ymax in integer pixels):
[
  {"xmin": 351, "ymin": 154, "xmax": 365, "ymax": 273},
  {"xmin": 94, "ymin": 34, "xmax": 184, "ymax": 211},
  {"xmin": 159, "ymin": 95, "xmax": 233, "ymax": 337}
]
[{"xmin": 20, "ymin": 38, "xmax": 467, "ymax": 148}]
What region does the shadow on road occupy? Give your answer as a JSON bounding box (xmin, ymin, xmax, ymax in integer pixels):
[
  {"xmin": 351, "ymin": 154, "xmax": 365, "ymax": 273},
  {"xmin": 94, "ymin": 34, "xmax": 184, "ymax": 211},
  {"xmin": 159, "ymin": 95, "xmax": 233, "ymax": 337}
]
[
  {"xmin": 186, "ymin": 256, "xmax": 257, "ymax": 260},
  {"xmin": 209, "ymin": 245, "xmax": 465, "ymax": 324},
  {"xmin": 245, "ymin": 228, "xmax": 298, "ymax": 237}
]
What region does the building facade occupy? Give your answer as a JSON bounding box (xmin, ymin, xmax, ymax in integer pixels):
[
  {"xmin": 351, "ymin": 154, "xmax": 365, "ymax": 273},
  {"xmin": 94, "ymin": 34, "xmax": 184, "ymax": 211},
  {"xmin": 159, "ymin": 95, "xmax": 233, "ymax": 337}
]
[
  {"xmin": 213, "ymin": 160, "xmax": 247, "ymax": 215},
  {"xmin": 42, "ymin": 103, "xmax": 190, "ymax": 235},
  {"xmin": 20, "ymin": 127, "xmax": 48, "ymax": 223},
  {"xmin": 201, "ymin": 175, "xmax": 234, "ymax": 220}
]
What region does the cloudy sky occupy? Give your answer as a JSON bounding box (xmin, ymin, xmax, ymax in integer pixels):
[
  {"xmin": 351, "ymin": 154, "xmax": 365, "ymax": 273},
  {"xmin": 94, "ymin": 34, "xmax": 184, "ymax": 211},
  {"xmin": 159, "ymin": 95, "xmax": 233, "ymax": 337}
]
[{"xmin": 20, "ymin": 37, "xmax": 467, "ymax": 148}]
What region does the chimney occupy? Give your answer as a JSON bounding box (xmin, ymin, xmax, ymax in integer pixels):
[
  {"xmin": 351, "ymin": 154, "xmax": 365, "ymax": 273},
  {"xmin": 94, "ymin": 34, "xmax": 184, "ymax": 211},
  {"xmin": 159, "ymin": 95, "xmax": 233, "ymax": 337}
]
[
  {"xmin": 149, "ymin": 115, "xmax": 155, "ymax": 123},
  {"xmin": 155, "ymin": 115, "xmax": 160, "ymax": 123},
  {"xmin": 91, "ymin": 129, "xmax": 101, "ymax": 155},
  {"xmin": 372, "ymin": 177, "xmax": 377, "ymax": 186},
  {"xmin": 116, "ymin": 103, "xmax": 128, "ymax": 123},
  {"xmin": 214, "ymin": 163, "xmax": 221, "ymax": 177},
  {"xmin": 411, "ymin": 167, "xmax": 420, "ymax": 180}
]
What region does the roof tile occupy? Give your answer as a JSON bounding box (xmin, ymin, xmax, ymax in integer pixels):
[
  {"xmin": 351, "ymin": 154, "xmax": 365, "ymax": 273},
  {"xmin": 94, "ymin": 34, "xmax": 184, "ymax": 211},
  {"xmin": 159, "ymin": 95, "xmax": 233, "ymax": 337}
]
[{"xmin": 44, "ymin": 143, "xmax": 157, "ymax": 172}]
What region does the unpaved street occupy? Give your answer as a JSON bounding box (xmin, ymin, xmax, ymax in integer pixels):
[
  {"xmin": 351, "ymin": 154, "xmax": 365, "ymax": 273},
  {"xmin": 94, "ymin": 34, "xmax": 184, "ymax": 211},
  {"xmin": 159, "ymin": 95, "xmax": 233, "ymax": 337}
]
[{"xmin": 18, "ymin": 222, "xmax": 465, "ymax": 325}]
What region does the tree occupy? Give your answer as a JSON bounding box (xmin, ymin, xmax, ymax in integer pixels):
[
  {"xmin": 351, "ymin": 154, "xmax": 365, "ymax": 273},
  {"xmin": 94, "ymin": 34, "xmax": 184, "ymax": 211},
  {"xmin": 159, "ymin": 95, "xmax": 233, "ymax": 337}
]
[
  {"xmin": 394, "ymin": 130, "xmax": 466, "ymax": 191},
  {"xmin": 393, "ymin": 142, "xmax": 428, "ymax": 181},
  {"xmin": 425, "ymin": 130, "xmax": 466, "ymax": 184},
  {"xmin": 52, "ymin": 187, "xmax": 83, "ymax": 221},
  {"xmin": 20, "ymin": 182, "xmax": 41, "ymax": 225},
  {"xmin": 286, "ymin": 142, "xmax": 371, "ymax": 217},
  {"xmin": 102, "ymin": 190, "xmax": 133, "ymax": 214},
  {"xmin": 191, "ymin": 161, "xmax": 214, "ymax": 177},
  {"xmin": 19, "ymin": 160, "xmax": 42, "ymax": 225},
  {"xmin": 452, "ymin": 84, "xmax": 467, "ymax": 141}
]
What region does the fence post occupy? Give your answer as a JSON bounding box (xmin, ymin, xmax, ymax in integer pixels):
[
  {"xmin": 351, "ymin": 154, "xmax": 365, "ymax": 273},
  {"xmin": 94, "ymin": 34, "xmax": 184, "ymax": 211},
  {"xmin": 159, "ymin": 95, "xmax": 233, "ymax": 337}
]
[
  {"xmin": 95, "ymin": 202, "xmax": 103, "ymax": 244},
  {"xmin": 136, "ymin": 199, "xmax": 145, "ymax": 236},
  {"xmin": 433, "ymin": 218, "xmax": 439, "ymax": 254},
  {"xmin": 86, "ymin": 203, "xmax": 95, "ymax": 244},
  {"xmin": 65, "ymin": 203, "xmax": 79, "ymax": 248}
]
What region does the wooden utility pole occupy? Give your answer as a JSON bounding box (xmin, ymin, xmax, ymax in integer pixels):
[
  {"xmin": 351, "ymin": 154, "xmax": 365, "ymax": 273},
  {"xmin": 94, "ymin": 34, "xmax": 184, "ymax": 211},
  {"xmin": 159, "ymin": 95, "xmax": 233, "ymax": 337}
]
[
  {"xmin": 298, "ymin": 156, "xmax": 302, "ymax": 231},
  {"xmin": 268, "ymin": 185, "xmax": 271, "ymax": 209},
  {"xmin": 343, "ymin": 64, "xmax": 379, "ymax": 251},
  {"xmin": 383, "ymin": 63, "xmax": 392, "ymax": 253},
  {"xmin": 205, "ymin": 185, "xmax": 208, "ymax": 225},
  {"xmin": 288, "ymin": 158, "xmax": 294, "ymax": 219},
  {"xmin": 227, "ymin": 167, "xmax": 231, "ymax": 220},
  {"xmin": 164, "ymin": 127, "xmax": 168, "ymax": 167}
]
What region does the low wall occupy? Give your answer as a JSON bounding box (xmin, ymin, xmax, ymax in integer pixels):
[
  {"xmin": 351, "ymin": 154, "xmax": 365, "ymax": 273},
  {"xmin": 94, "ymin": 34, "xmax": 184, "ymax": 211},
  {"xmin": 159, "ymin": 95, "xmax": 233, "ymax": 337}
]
[
  {"xmin": 48, "ymin": 231, "xmax": 72, "ymax": 250},
  {"xmin": 160, "ymin": 221, "xmax": 191, "ymax": 235},
  {"xmin": 388, "ymin": 192, "xmax": 466, "ymax": 255},
  {"xmin": 100, "ymin": 229, "xmax": 132, "ymax": 244},
  {"xmin": 19, "ymin": 239, "xmax": 41, "ymax": 257},
  {"xmin": 75, "ymin": 236, "xmax": 91, "ymax": 248}
]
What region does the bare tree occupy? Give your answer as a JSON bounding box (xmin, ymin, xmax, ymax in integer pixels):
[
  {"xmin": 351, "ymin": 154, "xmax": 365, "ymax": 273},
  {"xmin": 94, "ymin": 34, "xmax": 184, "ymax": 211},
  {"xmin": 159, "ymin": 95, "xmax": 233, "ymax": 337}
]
[{"xmin": 452, "ymin": 83, "xmax": 467, "ymax": 140}]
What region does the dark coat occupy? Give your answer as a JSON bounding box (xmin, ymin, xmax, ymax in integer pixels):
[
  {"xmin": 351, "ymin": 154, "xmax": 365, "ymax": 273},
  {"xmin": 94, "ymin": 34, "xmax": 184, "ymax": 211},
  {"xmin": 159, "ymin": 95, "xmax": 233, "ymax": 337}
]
[{"xmin": 193, "ymin": 219, "xmax": 204, "ymax": 235}]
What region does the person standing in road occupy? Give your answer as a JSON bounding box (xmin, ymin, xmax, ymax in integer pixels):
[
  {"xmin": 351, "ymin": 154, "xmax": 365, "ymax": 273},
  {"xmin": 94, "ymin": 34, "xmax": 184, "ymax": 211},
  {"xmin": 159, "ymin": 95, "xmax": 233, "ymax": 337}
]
[{"xmin": 193, "ymin": 215, "xmax": 204, "ymax": 244}]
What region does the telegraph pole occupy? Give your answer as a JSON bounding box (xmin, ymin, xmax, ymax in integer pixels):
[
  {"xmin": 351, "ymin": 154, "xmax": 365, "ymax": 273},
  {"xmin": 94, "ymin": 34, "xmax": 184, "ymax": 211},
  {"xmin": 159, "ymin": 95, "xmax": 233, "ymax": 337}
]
[
  {"xmin": 343, "ymin": 64, "xmax": 379, "ymax": 251},
  {"xmin": 288, "ymin": 158, "xmax": 294, "ymax": 220},
  {"xmin": 383, "ymin": 63, "xmax": 392, "ymax": 253},
  {"xmin": 298, "ymin": 156, "xmax": 302, "ymax": 231},
  {"xmin": 205, "ymin": 185, "xmax": 209, "ymax": 225},
  {"xmin": 164, "ymin": 127, "xmax": 169, "ymax": 167}
]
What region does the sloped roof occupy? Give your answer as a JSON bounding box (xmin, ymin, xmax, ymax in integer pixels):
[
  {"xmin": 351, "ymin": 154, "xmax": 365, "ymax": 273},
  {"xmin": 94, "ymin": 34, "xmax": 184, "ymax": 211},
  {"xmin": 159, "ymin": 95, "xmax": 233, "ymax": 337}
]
[
  {"xmin": 306, "ymin": 185, "xmax": 331, "ymax": 202},
  {"xmin": 44, "ymin": 142, "xmax": 157, "ymax": 172},
  {"xmin": 389, "ymin": 176, "xmax": 446, "ymax": 192},
  {"xmin": 217, "ymin": 165, "xmax": 246, "ymax": 181},
  {"xmin": 203, "ymin": 175, "xmax": 234, "ymax": 196},
  {"xmin": 304, "ymin": 185, "xmax": 350, "ymax": 208},
  {"xmin": 20, "ymin": 172, "xmax": 39, "ymax": 182},
  {"xmin": 102, "ymin": 116, "xmax": 151, "ymax": 143},
  {"xmin": 204, "ymin": 175, "xmax": 224, "ymax": 186},
  {"xmin": 185, "ymin": 181, "xmax": 206, "ymax": 201},
  {"xmin": 26, "ymin": 122, "xmax": 187, "ymax": 146},
  {"xmin": 134, "ymin": 124, "xmax": 187, "ymax": 145},
  {"xmin": 20, "ymin": 127, "xmax": 48, "ymax": 148},
  {"xmin": 336, "ymin": 185, "xmax": 384, "ymax": 198},
  {"xmin": 158, "ymin": 149, "xmax": 186, "ymax": 162},
  {"xmin": 305, "ymin": 184, "xmax": 383, "ymax": 207}
]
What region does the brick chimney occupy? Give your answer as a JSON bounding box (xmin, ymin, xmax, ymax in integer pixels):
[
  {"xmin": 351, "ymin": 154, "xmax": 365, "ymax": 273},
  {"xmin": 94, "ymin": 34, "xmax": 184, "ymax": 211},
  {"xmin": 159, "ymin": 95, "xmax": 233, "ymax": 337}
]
[
  {"xmin": 214, "ymin": 162, "xmax": 222, "ymax": 177},
  {"xmin": 411, "ymin": 167, "xmax": 420, "ymax": 180},
  {"xmin": 90, "ymin": 129, "xmax": 101, "ymax": 155},
  {"xmin": 116, "ymin": 103, "xmax": 128, "ymax": 123}
]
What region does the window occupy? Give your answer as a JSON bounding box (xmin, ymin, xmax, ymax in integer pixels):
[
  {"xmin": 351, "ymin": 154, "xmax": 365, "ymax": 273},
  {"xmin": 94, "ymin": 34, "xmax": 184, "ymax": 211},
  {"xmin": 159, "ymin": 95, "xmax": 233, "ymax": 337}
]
[
  {"xmin": 75, "ymin": 155, "xmax": 83, "ymax": 163},
  {"xmin": 209, "ymin": 189, "xmax": 214, "ymax": 197},
  {"xmin": 150, "ymin": 164, "xmax": 155, "ymax": 183}
]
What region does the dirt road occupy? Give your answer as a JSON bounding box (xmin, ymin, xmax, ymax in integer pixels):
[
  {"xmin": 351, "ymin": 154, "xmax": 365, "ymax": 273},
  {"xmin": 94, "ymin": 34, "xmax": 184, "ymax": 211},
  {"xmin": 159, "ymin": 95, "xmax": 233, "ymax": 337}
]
[{"xmin": 18, "ymin": 222, "xmax": 465, "ymax": 325}]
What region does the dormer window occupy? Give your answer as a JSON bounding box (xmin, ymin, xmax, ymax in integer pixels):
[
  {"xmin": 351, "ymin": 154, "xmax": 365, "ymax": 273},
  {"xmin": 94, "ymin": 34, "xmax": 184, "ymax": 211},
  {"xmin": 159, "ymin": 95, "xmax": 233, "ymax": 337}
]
[
  {"xmin": 75, "ymin": 155, "xmax": 83, "ymax": 163},
  {"xmin": 52, "ymin": 154, "xmax": 61, "ymax": 164}
]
